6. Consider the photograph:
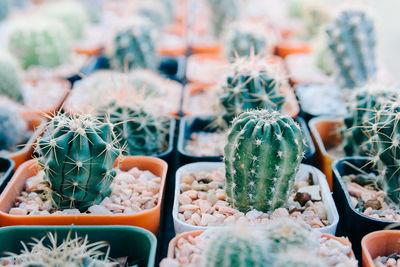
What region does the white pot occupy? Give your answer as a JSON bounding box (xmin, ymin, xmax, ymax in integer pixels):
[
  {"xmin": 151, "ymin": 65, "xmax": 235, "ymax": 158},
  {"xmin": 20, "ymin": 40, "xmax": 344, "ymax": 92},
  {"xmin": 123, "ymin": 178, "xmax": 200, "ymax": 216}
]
[{"xmin": 173, "ymin": 162, "xmax": 339, "ymax": 235}]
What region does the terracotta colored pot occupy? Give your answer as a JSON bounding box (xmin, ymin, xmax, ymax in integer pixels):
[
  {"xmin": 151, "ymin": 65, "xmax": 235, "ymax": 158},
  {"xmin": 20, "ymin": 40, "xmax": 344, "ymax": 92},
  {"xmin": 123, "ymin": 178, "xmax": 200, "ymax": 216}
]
[
  {"xmin": 309, "ymin": 117, "xmax": 343, "ymax": 190},
  {"xmin": 0, "ymin": 156, "xmax": 167, "ymax": 234},
  {"xmin": 191, "ymin": 42, "xmax": 222, "ymax": 55},
  {"xmin": 275, "ymin": 41, "xmax": 312, "ymax": 59},
  {"xmin": 166, "ymin": 231, "xmax": 355, "ymax": 261},
  {"xmin": 362, "ymin": 230, "xmax": 400, "ymax": 267},
  {"xmin": 4, "ymin": 116, "xmax": 46, "ymax": 171},
  {"xmin": 74, "ymin": 45, "xmax": 104, "ymax": 57}
]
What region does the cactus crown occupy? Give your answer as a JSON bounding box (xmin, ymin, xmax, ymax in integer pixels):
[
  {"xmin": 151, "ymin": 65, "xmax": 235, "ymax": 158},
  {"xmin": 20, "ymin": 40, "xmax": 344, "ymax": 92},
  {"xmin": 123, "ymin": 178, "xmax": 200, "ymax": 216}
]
[
  {"xmin": 218, "ymin": 55, "xmax": 287, "ymax": 128},
  {"xmin": 224, "ymin": 110, "xmax": 304, "ymax": 213},
  {"xmin": 2, "ymin": 232, "xmax": 114, "ymax": 266},
  {"xmin": 0, "ymin": 52, "xmax": 23, "ymax": 103},
  {"xmin": 0, "ymin": 106, "xmax": 27, "ymax": 152},
  {"xmin": 37, "ymin": 113, "xmax": 121, "ymax": 212},
  {"xmin": 326, "ymin": 9, "xmax": 377, "ymax": 89}
]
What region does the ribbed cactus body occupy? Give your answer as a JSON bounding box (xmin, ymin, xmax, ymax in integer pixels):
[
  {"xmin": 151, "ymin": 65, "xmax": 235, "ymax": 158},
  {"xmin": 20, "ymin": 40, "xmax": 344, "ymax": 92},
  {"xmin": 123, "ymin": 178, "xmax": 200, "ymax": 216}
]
[
  {"xmin": 0, "ymin": 107, "xmax": 27, "ymax": 152},
  {"xmin": 207, "ymin": 0, "xmax": 239, "ymax": 39},
  {"xmin": 7, "ymin": 19, "xmax": 72, "ymax": 69},
  {"xmin": 113, "ymin": 19, "xmax": 157, "ymax": 70},
  {"xmin": 224, "ymin": 110, "xmax": 304, "ymax": 213},
  {"xmin": 37, "ymin": 114, "xmax": 120, "ymax": 211},
  {"xmin": 219, "ymin": 58, "xmax": 286, "ymax": 126},
  {"xmin": 97, "ymin": 102, "xmax": 169, "ymax": 156},
  {"xmin": 326, "ymin": 9, "xmax": 376, "ymax": 89},
  {"xmin": 0, "ymin": 53, "xmax": 23, "ymax": 103}
]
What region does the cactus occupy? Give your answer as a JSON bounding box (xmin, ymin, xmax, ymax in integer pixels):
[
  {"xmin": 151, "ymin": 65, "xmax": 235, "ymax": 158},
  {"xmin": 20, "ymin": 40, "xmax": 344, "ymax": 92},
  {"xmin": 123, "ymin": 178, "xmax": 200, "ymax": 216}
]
[
  {"xmin": 2, "ymin": 232, "xmax": 115, "ymax": 266},
  {"xmin": 0, "ymin": 0, "xmax": 9, "ymax": 21},
  {"xmin": 0, "ymin": 106, "xmax": 27, "ymax": 152},
  {"xmin": 128, "ymin": 69, "xmax": 163, "ymax": 97},
  {"xmin": 326, "ymin": 9, "xmax": 377, "ymax": 89},
  {"xmin": 37, "ymin": 113, "xmax": 120, "ymax": 212},
  {"xmin": 112, "ymin": 18, "xmax": 157, "ymax": 71},
  {"xmin": 342, "ymin": 84, "xmax": 398, "ymax": 157},
  {"xmin": 7, "ymin": 18, "xmax": 72, "ymax": 69},
  {"xmin": 0, "ymin": 53, "xmax": 23, "ymax": 103},
  {"xmin": 224, "ymin": 110, "xmax": 304, "ymax": 213},
  {"xmin": 219, "ymin": 56, "xmax": 287, "ymax": 127},
  {"xmin": 200, "ymin": 227, "xmax": 274, "ymax": 267},
  {"xmin": 207, "ymin": 0, "xmax": 239, "ymax": 39},
  {"xmin": 96, "ymin": 101, "xmax": 170, "ymax": 156},
  {"xmin": 40, "ymin": 0, "xmax": 88, "ymax": 39},
  {"xmin": 274, "ymin": 250, "xmax": 326, "ymax": 267},
  {"xmin": 225, "ymin": 22, "xmax": 267, "ymax": 60}
]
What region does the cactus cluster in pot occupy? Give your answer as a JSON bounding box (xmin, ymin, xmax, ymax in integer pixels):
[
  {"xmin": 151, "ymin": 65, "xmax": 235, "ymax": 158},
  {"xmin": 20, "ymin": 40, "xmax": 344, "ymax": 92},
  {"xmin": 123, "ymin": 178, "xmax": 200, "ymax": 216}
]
[
  {"xmin": 326, "ymin": 9, "xmax": 377, "ymax": 89},
  {"xmin": 218, "ymin": 56, "xmax": 287, "ymax": 128},
  {"xmin": 224, "ymin": 109, "xmax": 304, "ymax": 213}
]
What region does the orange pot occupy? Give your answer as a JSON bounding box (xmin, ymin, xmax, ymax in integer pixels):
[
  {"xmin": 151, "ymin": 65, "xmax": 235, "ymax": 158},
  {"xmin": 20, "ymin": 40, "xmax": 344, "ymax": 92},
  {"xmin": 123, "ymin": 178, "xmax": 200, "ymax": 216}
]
[
  {"xmin": 191, "ymin": 42, "xmax": 223, "ymax": 55},
  {"xmin": 5, "ymin": 116, "xmax": 46, "ymax": 171},
  {"xmin": 275, "ymin": 41, "xmax": 312, "ymax": 59},
  {"xmin": 362, "ymin": 230, "xmax": 400, "ymax": 267},
  {"xmin": 166, "ymin": 231, "xmax": 355, "ymax": 261},
  {"xmin": 74, "ymin": 45, "xmax": 104, "ymax": 57},
  {"xmin": 0, "ymin": 156, "xmax": 167, "ymax": 234},
  {"xmin": 309, "ymin": 117, "xmax": 344, "ymax": 190}
]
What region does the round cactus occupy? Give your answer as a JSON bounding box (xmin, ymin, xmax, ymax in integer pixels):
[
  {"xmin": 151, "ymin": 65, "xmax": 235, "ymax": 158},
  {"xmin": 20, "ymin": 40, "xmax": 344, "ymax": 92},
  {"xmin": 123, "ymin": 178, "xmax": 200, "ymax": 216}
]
[
  {"xmin": 128, "ymin": 69, "xmax": 164, "ymax": 97},
  {"xmin": 224, "ymin": 110, "xmax": 304, "ymax": 213},
  {"xmin": 7, "ymin": 18, "xmax": 72, "ymax": 69},
  {"xmin": 326, "ymin": 9, "xmax": 377, "ymax": 89},
  {"xmin": 37, "ymin": 113, "xmax": 121, "ymax": 211},
  {"xmin": 0, "ymin": 52, "xmax": 23, "ymax": 103},
  {"xmin": 0, "ymin": 106, "xmax": 27, "ymax": 152}
]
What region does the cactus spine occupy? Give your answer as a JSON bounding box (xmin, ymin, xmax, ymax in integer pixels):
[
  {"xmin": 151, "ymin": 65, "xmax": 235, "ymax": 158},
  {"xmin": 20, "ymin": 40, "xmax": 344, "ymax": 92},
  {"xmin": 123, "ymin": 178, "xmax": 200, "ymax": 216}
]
[
  {"xmin": 219, "ymin": 57, "xmax": 286, "ymax": 127},
  {"xmin": 0, "ymin": 106, "xmax": 27, "ymax": 152},
  {"xmin": 326, "ymin": 9, "xmax": 377, "ymax": 89},
  {"xmin": 37, "ymin": 114, "xmax": 120, "ymax": 211},
  {"xmin": 224, "ymin": 110, "xmax": 304, "ymax": 213},
  {"xmin": 0, "ymin": 53, "xmax": 23, "ymax": 103}
]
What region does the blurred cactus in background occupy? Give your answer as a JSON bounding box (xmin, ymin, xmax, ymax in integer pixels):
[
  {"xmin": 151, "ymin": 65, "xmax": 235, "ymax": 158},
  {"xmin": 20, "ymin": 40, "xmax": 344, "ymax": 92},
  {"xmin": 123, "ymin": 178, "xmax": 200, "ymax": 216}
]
[
  {"xmin": 0, "ymin": 52, "xmax": 23, "ymax": 103},
  {"xmin": 207, "ymin": 0, "xmax": 240, "ymax": 39},
  {"xmin": 0, "ymin": 106, "xmax": 27, "ymax": 152}
]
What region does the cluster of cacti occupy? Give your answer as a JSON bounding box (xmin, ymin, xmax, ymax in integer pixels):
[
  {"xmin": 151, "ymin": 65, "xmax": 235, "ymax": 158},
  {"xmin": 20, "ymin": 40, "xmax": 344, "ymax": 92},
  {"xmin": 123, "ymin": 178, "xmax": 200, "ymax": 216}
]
[
  {"xmin": 224, "ymin": 110, "xmax": 304, "ymax": 213},
  {"xmin": 2, "ymin": 232, "xmax": 115, "ymax": 266},
  {"xmin": 7, "ymin": 18, "xmax": 72, "ymax": 69},
  {"xmin": 112, "ymin": 18, "xmax": 157, "ymax": 71},
  {"xmin": 342, "ymin": 84, "xmax": 399, "ymax": 157},
  {"xmin": 225, "ymin": 22, "xmax": 267, "ymax": 60},
  {"xmin": 0, "ymin": 52, "xmax": 23, "ymax": 103},
  {"xmin": 37, "ymin": 113, "xmax": 121, "ymax": 212},
  {"xmin": 207, "ymin": 0, "xmax": 240, "ymax": 39},
  {"xmin": 39, "ymin": 0, "xmax": 89, "ymax": 39},
  {"xmin": 219, "ymin": 56, "xmax": 287, "ymax": 127},
  {"xmin": 326, "ymin": 9, "xmax": 377, "ymax": 89},
  {"xmin": 96, "ymin": 101, "xmax": 170, "ymax": 156},
  {"xmin": 0, "ymin": 106, "xmax": 27, "ymax": 152}
]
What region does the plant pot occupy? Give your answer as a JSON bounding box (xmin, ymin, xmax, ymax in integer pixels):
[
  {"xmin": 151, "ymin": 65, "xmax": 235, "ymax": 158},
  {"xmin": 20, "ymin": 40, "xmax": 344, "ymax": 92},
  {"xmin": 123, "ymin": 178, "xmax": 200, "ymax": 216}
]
[
  {"xmin": 294, "ymin": 116, "xmax": 316, "ymax": 165},
  {"xmin": 332, "ymin": 156, "xmax": 395, "ymax": 261},
  {"xmin": 2, "ymin": 116, "xmax": 46, "ymax": 171},
  {"xmin": 0, "ymin": 157, "xmax": 14, "ymax": 194},
  {"xmin": 0, "ymin": 156, "xmax": 167, "ymax": 234},
  {"xmin": 362, "ymin": 230, "xmax": 400, "ymax": 267},
  {"xmin": 186, "ymin": 54, "xmax": 226, "ymax": 86},
  {"xmin": 173, "ymin": 162, "xmax": 339, "ymax": 234},
  {"xmin": 274, "ymin": 41, "xmax": 312, "ymax": 59},
  {"xmin": 158, "ymin": 56, "xmax": 187, "ymax": 82},
  {"xmin": 309, "ymin": 117, "xmax": 343, "ymax": 190},
  {"xmin": 0, "ymin": 225, "xmax": 156, "ymax": 267},
  {"xmin": 190, "ymin": 42, "xmax": 222, "ymax": 55}
]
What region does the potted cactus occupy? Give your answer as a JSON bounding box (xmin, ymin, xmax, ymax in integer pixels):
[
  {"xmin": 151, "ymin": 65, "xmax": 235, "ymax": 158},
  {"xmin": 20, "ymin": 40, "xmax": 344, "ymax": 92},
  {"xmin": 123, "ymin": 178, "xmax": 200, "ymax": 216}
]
[
  {"xmin": 173, "ymin": 110, "xmax": 338, "ymax": 234},
  {"xmin": 0, "ymin": 113, "xmax": 167, "ymax": 234},
  {"xmin": 0, "ymin": 225, "xmax": 156, "ymax": 267},
  {"xmin": 161, "ymin": 219, "xmax": 356, "ymax": 266}
]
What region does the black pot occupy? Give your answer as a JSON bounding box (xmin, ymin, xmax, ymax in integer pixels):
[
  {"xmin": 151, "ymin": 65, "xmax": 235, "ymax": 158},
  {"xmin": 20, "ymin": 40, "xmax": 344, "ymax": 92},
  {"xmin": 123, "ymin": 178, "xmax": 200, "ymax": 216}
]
[
  {"xmin": 66, "ymin": 55, "xmax": 110, "ymax": 87},
  {"xmin": 294, "ymin": 116, "xmax": 315, "ymax": 166},
  {"xmin": 0, "ymin": 157, "xmax": 14, "ymax": 194},
  {"xmin": 332, "ymin": 156, "xmax": 393, "ymax": 262}
]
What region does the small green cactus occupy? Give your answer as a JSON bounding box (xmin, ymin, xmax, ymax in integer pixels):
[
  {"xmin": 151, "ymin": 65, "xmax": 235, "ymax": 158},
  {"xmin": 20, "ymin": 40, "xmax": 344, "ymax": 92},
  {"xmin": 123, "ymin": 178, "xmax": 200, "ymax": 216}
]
[
  {"xmin": 112, "ymin": 18, "xmax": 157, "ymax": 71},
  {"xmin": 0, "ymin": 106, "xmax": 27, "ymax": 152},
  {"xmin": 326, "ymin": 9, "xmax": 377, "ymax": 88},
  {"xmin": 96, "ymin": 101, "xmax": 170, "ymax": 156},
  {"xmin": 37, "ymin": 113, "xmax": 120, "ymax": 212},
  {"xmin": 207, "ymin": 0, "xmax": 239, "ymax": 39},
  {"xmin": 219, "ymin": 56, "xmax": 287, "ymax": 127},
  {"xmin": 224, "ymin": 110, "xmax": 304, "ymax": 213},
  {"xmin": 7, "ymin": 18, "xmax": 72, "ymax": 69},
  {"xmin": 0, "ymin": 52, "xmax": 23, "ymax": 103}
]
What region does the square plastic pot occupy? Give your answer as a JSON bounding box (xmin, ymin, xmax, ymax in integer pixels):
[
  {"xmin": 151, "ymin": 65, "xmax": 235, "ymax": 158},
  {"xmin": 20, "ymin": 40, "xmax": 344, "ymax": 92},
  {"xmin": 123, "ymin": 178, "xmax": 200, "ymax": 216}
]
[
  {"xmin": 0, "ymin": 225, "xmax": 156, "ymax": 267},
  {"xmin": 0, "ymin": 156, "xmax": 167, "ymax": 234},
  {"xmin": 362, "ymin": 230, "xmax": 400, "ymax": 267},
  {"xmin": 0, "ymin": 157, "xmax": 14, "ymax": 194},
  {"xmin": 309, "ymin": 116, "xmax": 343, "ymax": 190},
  {"xmin": 173, "ymin": 162, "xmax": 339, "ymax": 235},
  {"xmin": 332, "ymin": 156, "xmax": 395, "ymax": 261}
]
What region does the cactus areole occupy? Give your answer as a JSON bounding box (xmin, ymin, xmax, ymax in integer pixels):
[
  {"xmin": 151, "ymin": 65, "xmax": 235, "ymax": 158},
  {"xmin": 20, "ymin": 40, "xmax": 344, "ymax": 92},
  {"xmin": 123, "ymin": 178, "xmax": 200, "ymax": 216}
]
[
  {"xmin": 224, "ymin": 110, "xmax": 304, "ymax": 213},
  {"xmin": 37, "ymin": 114, "xmax": 120, "ymax": 212}
]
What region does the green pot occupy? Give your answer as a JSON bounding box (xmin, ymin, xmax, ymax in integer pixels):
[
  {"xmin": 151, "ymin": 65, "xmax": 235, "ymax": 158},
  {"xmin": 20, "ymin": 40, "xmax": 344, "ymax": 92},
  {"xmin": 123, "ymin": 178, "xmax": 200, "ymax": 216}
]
[{"xmin": 0, "ymin": 225, "xmax": 156, "ymax": 267}]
